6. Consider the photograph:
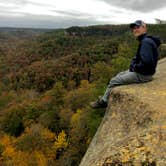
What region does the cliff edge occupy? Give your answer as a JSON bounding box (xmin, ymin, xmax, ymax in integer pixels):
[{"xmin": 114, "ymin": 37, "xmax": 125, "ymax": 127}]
[{"xmin": 80, "ymin": 58, "xmax": 166, "ymax": 166}]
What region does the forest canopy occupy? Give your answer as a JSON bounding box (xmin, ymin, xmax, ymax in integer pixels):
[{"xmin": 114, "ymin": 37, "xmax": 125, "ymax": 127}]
[{"xmin": 0, "ymin": 24, "xmax": 165, "ymax": 165}]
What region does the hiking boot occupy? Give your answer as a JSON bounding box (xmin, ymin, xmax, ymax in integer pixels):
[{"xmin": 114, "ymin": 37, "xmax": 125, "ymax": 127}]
[{"xmin": 90, "ymin": 98, "xmax": 107, "ymax": 109}]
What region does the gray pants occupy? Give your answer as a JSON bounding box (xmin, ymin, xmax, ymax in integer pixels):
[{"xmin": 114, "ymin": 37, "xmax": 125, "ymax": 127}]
[{"xmin": 101, "ymin": 70, "xmax": 153, "ymax": 103}]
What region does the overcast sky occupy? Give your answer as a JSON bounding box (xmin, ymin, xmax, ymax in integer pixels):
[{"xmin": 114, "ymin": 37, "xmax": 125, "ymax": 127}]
[{"xmin": 0, "ymin": 0, "xmax": 166, "ymax": 29}]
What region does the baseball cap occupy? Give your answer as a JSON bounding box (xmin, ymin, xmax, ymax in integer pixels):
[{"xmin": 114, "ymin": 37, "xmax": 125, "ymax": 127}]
[{"xmin": 130, "ymin": 20, "xmax": 145, "ymax": 28}]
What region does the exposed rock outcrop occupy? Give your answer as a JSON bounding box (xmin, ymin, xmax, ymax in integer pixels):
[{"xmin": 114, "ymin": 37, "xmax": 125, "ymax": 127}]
[{"xmin": 80, "ymin": 58, "xmax": 166, "ymax": 166}]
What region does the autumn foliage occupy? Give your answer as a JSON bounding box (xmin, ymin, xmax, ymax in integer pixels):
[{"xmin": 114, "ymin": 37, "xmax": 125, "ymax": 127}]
[{"xmin": 0, "ymin": 24, "xmax": 165, "ymax": 165}]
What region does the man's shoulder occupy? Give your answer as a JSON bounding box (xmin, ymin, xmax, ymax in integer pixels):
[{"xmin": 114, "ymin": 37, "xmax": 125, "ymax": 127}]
[
  {"xmin": 142, "ymin": 35, "xmax": 161, "ymax": 48},
  {"xmin": 142, "ymin": 36, "xmax": 156, "ymax": 46},
  {"xmin": 142, "ymin": 36, "xmax": 154, "ymax": 43}
]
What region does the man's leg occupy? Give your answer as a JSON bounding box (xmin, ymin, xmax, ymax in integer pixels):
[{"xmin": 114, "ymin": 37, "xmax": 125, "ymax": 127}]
[
  {"xmin": 101, "ymin": 70, "xmax": 141, "ymax": 102},
  {"xmin": 90, "ymin": 70, "xmax": 152, "ymax": 108}
]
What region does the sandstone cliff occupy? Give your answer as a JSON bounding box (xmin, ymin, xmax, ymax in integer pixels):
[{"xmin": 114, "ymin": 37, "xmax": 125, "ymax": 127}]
[{"xmin": 80, "ymin": 58, "xmax": 166, "ymax": 166}]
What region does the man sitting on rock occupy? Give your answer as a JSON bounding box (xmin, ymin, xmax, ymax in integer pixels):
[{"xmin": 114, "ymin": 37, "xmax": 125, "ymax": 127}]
[{"xmin": 90, "ymin": 20, "xmax": 161, "ymax": 109}]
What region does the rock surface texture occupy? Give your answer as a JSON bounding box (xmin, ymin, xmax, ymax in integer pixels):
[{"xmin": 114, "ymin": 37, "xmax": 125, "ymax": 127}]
[{"xmin": 80, "ymin": 58, "xmax": 166, "ymax": 166}]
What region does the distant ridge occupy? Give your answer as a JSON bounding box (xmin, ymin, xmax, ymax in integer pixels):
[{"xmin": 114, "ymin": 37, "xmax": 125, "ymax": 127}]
[{"xmin": 0, "ymin": 27, "xmax": 54, "ymax": 33}]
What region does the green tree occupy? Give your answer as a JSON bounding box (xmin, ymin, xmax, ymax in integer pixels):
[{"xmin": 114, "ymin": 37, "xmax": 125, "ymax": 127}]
[{"xmin": 1, "ymin": 108, "xmax": 24, "ymax": 136}]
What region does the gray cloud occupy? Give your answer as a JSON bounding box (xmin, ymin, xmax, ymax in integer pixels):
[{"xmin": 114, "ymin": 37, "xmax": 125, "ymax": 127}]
[
  {"xmin": 0, "ymin": 0, "xmax": 164, "ymax": 28},
  {"xmin": 0, "ymin": 0, "xmax": 116, "ymax": 29},
  {"xmin": 99, "ymin": 0, "xmax": 166, "ymax": 12},
  {"xmin": 0, "ymin": 0, "xmax": 28, "ymax": 5},
  {"xmin": 0, "ymin": 14, "xmax": 107, "ymax": 29},
  {"xmin": 51, "ymin": 10, "xmax": 87, "ymax": 18}
]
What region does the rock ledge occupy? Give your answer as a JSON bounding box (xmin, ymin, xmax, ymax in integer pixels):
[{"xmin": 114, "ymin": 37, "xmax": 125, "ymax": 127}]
[{"xmin": 80, "ymin": 58, "xmax": 166, "ymax": 166}]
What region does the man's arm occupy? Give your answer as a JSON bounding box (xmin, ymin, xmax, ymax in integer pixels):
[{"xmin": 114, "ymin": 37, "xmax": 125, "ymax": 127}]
[{"xmin": 133, "ymin": 40, "xmax": 154, "ymax": 74}]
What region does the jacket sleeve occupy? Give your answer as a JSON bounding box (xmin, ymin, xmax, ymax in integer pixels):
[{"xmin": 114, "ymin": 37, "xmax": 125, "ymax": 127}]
[
  {"xmin": 133, "ymin": 40, "xmax": 154, "ymax": 73},
  {"xmin": 129, "ymin": 57, "xmax": 137, "ymax": 72}
]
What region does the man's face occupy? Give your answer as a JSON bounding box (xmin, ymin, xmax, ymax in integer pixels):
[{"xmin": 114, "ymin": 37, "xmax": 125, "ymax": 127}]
[{"xmin": 132, "ymin": 25, "xmax": 147, "ymax": 37}]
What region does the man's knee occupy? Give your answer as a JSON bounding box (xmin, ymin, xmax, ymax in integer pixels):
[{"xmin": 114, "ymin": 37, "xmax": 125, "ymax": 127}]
[
  {"xmin": 110, "ymin": 71, "xmax": 140, "ymax": 86},
  {"xmin": 108, "ymin": 76, "xmax": 123, "ymax": 87}
]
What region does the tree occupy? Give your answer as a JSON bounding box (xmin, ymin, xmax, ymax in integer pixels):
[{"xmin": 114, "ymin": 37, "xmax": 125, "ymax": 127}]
[
  {"xmin": 1, "ymin": 107, "xmax": 24, "ymax": 136},
  {"xmin": 64, "ymin": 80, "xmax": 95, "ymax": 111}
]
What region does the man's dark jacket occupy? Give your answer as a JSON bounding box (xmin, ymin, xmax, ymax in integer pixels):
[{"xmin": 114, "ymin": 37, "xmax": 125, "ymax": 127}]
[{"xmin": 130, "ymin": 33, "xmax": 161, "ymax": 75}]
